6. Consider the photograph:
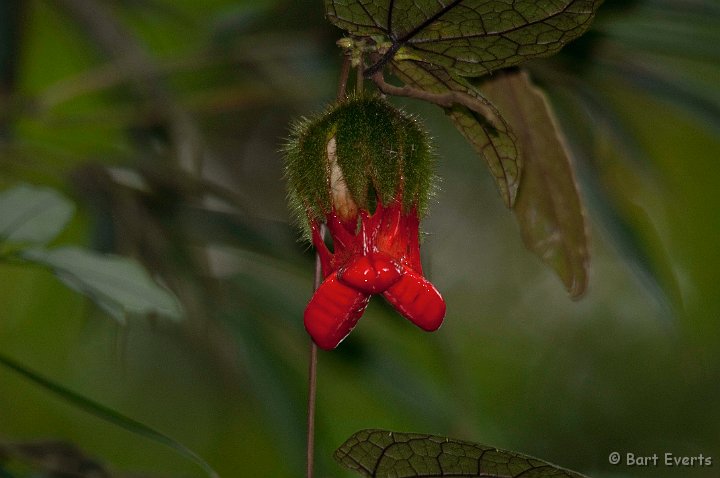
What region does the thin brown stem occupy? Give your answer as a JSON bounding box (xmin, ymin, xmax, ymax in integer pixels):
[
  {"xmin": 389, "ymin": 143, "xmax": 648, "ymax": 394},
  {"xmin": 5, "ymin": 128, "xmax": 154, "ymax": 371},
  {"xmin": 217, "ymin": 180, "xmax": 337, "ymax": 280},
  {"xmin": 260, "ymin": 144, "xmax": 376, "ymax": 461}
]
[
  {"xmin": 307, "ymin": 54, "xmax": 353, "ymax": 478},
  {"xmin": 336, "ymin": 53, "xmax": 352, "ymax": 101},
  {"xmin": 306, "ymin": 213, "xmax": 328, "ymax": 478},
  {"xmin": 370, "ymin": 70, "xmax": 501, "ymax": 126},
  {"xmin": 306, "ymin": 339, "xmax": 318, "ymax": 478},
  {"xmin": 356, "ymin": 58, "xmax": 365, "ymax": 94}
]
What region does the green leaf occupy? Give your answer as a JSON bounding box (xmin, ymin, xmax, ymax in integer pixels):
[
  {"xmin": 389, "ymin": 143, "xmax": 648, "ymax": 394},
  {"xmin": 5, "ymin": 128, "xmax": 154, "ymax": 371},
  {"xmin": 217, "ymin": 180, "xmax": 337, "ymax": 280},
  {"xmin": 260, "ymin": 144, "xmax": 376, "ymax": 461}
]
[
  {"xmin": 21, "ymin": 246, "xmax": 183, "ymax": 322},
  {"xmin": 335, "ymin": 429, "xmax": 589, "ymax": 477},
  {"xmin": 0, "ymin": 352, "xmax": 218, "ymax": 478},
  {"xmin": 479, "ymin": 69, "xmax": 588, "ymax": 297},
  {"xmin": 391, "ymin": 60, "xmax": 521, "ymax": 207},
  {"xmin": 0, "ymin": 184, "xmax": 74, "ymax": 245},
  {"xmin": 325, "ymin": 0, "xmax": 604, "ymax": 77}
]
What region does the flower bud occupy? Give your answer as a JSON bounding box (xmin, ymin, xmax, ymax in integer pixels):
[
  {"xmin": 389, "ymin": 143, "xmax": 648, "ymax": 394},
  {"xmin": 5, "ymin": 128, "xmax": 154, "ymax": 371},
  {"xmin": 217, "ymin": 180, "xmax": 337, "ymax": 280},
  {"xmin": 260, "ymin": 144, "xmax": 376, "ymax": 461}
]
[{"xmin": 284, "ymin": 95, "xmax": 434, "ymax": 236}]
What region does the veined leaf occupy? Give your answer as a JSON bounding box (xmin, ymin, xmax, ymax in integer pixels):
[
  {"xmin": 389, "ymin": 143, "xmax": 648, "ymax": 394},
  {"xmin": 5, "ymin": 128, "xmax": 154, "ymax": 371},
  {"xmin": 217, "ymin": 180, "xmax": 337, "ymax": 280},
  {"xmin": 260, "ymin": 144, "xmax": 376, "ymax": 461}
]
[
  {"xmin": 391, "ymin": 60, "xmax": 521, "ymax": 206},
  {"xmin": 325, "ymin": 0, "xmax": 604, "ymax": 77},
  {"xmin": 479, "ymin": 69, "xmax": 588, "ymax": 297},
  {"xmin": 0, "ymin": 184, "xmax": 74, "ymax": 245},
  {"xmin": 21, "ymin": 246, "xmax": 183, "ymax": 323},
  {"xmin": 335, "ymin": 429, "xmax": 589, "ymax": 477}
]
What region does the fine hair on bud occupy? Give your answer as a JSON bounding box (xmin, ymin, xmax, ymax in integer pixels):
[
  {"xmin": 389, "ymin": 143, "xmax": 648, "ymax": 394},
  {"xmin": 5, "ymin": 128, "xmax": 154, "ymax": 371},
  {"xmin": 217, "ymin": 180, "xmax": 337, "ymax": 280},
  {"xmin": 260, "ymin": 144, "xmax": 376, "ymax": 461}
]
[{"xmin": 283, "ymin": 95, "xmax": 437, "ymax": 240}]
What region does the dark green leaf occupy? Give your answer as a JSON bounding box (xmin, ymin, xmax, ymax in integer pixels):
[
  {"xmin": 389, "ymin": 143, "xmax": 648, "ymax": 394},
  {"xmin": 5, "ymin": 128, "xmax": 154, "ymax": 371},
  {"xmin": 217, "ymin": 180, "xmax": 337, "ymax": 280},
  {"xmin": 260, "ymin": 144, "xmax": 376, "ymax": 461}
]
[
  {"xmin": 0, "ymin": 184, "xmax": 74, "ymax": 245},
  {"xmin": 21, "ymin": 246, "xmax": 183, "ymax": 323},
  {"xmin": 479, "ymin": 69, "xmax": 588, "ymax": 297},
  {"xmin": 391, "ymin": 60, "xmax": 521, "ymax": 206},
  {"xmin": 326, "ymin": 0, "xmax": 604, "ymax": 77},
  {"xmin": 0, "ymin": 352, "xmax": 218, "ymax": 478},
  {"xmin": 335, "ymin": 429, "xmax": 589, "ymax": 477}
]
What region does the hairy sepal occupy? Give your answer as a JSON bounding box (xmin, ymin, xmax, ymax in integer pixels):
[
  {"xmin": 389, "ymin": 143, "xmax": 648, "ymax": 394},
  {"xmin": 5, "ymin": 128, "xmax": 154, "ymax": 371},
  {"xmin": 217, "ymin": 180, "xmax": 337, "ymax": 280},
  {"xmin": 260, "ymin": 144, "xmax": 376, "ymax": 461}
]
[{"xmin": 284, "ymin": 95, "xmax": 436, "ymax": 241}]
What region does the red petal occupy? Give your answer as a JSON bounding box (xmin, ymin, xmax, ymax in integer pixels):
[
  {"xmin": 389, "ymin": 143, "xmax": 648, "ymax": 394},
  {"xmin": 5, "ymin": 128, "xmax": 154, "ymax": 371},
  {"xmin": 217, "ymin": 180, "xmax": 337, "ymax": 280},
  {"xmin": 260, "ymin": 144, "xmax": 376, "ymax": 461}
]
[
  {"xmin": 337, "ymin": 252, "xmax": 403, "ymax": 294},
  {"xmin": 311, "ymin": 221, "xmax": 333, "ymax": 278},
  {"xmin": 304, "ymin": 272, "xmax": 370, "ymax": 350},
  {"xmin": 382, "ymin": 269, "xmax": 446, "ymax": 331}
]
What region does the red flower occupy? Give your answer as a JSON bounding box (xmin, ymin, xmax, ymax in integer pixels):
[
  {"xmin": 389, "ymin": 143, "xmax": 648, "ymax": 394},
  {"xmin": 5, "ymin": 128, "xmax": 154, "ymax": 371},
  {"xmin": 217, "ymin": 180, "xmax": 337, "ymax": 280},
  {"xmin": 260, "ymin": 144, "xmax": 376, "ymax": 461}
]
[
  {"xmin": 304, "ymin": 196, "xmax": 445, "ymax": 350},
  {"xmin": 285, "ymin": 96, "xmax": 444, "ymax": 350}
]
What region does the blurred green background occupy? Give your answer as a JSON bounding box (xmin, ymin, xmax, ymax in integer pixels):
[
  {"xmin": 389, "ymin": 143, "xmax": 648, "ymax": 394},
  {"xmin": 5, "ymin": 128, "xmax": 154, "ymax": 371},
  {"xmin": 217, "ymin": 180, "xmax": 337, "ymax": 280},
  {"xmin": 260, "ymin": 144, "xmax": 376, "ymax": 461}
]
[{"xmin": 1, "ymin": 0, "xmax": 719, "ymax": 477}]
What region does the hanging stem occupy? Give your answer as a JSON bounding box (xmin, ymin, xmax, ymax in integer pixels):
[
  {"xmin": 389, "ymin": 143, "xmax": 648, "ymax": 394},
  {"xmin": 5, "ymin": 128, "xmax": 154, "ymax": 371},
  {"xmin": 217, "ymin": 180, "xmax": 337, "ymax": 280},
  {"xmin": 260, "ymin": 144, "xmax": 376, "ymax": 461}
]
[
  {"xmin": 336, "ymin": 52, "xmax": 352, "ymax": 101},
  {"xmin": 306, "ymin": 54, "xmax": 353, "ymax": 478},
  {"xmin": 305, "ymin": 255, "xmax": 321, "ymax": 478},
  {"xmin": 369, "ymin": 70, "xmax": 503, "ymax": 127},
  {"xmin": 356, "ymin": 55, "xmax": 365, "ymax": 94}
]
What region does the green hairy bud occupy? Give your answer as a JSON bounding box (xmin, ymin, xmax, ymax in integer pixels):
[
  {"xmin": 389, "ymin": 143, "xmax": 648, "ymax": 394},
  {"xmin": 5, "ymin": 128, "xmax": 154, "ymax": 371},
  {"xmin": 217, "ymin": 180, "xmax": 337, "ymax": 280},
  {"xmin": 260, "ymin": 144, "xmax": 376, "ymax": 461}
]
[{"xmin": 284, "ymin": 95, "xmax": 435, "ymax": 239}]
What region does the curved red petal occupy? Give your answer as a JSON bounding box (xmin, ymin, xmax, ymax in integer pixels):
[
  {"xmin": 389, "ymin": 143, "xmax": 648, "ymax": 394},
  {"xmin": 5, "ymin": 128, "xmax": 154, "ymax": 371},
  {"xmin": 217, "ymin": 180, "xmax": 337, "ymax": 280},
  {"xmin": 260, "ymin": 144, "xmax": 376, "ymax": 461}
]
[
  {"xmin": 382, "ymin": 269, "xmax": 446, "ymax": 331},
  {"xmin": 337, "ymin": 252, "xmax": 403, "ymax": 294},
  {"xmin": 400, "ymin": 207, "xmax": 422, "ymax": 274},
  {"xmin": 310, "ymin": 221, "xmax": 333, "ymax": 278},
  {"xmin": 304, "ymin": 272, "xmax": 370, "ymax": 350}
]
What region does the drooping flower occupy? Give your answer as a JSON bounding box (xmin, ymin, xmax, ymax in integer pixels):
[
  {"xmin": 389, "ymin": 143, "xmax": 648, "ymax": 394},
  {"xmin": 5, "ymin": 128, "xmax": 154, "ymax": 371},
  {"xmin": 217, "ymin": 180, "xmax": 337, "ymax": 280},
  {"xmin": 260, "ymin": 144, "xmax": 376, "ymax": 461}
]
[{"xmin": 284, "ymin": 96, "xmax": 445, "ymax": 350}]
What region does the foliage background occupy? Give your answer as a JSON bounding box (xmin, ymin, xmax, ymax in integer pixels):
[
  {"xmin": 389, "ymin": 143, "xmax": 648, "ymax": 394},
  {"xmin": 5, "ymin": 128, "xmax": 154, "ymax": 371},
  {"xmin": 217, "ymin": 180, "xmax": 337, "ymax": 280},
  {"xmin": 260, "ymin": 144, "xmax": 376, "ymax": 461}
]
[{"xmin": 0, "ymin": 0, "xmax": 718, "ymax": 477}]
